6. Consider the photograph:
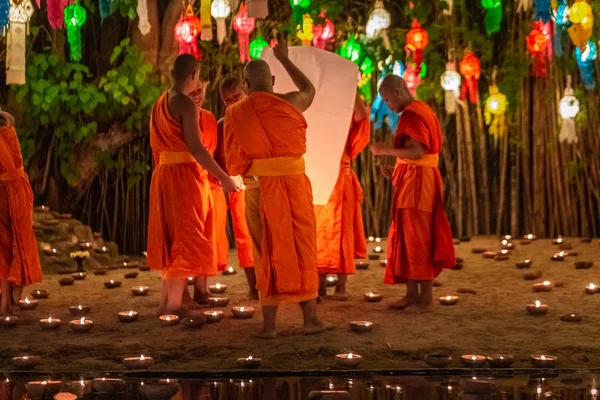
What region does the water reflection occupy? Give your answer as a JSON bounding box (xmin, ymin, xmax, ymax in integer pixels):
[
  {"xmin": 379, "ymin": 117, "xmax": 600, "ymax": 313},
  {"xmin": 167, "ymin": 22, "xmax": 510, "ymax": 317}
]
[{"xmin": 1, "ymin": 373, "xmax": 600, "ymax": 399}]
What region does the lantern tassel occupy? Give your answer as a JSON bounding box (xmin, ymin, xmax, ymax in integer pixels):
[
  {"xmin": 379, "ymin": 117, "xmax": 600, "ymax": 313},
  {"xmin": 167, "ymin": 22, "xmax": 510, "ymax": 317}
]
[
  {"xmin": 238, "ymin": 33, "xmax": 250, "ymax": 62},
  {"xmin": 553, "ymin": 21, "xmax": 563, "ymax": 57},
  {"xmin": 559, "ymin": 118, "xmax": 577, "ymax": 144},
  {"xmin": 216, "ymin": 19, "xmax": 226, "ymax": 44},
  {"xmin": 6, "ymin": 22, "xmax": 27, "ymax": 84},
  {"xmin": 460, "ymin": 78, "xmax": 477, "ymax": 103},
  {"xmin": 484, "ymin": 6, "xmax": 502, "ymax": 35},
  {"xmin": 136, "ymin": 0, "xmax": 151, "ymax": 35},
  {"xmin": 445, "ymin": 90, "xmax": 457, "ymax": 114}
]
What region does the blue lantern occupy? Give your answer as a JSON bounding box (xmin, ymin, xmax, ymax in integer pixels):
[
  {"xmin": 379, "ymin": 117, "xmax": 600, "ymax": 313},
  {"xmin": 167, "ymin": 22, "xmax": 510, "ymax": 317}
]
[{"xmin": 575, "ymin": 41, "xmax": 597, "ymax": 90}]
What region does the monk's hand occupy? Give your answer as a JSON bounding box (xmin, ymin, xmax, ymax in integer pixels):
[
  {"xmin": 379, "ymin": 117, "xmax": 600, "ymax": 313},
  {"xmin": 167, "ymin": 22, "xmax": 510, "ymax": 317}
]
[
  {"xmin": 220, "ymin": 176, "xmax": 239, "ymax": 193},
  {"xmin": 380, "ymin": 165, "xmax": 394, "ymax": 180},
  {"xmin": 273, "ymin": 42, "xmax": 289, "ymax": 61},
  {"xmin": 370, "ymin": 142, "xmax": 388, "ymax": 156}
]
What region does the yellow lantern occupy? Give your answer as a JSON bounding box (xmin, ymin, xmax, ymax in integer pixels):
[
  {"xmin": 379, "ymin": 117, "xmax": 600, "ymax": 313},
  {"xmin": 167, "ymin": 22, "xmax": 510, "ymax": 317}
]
[
  {"xmin": 484, "ymin": 84, "xmax": 508, "ymax": 137},
  {"xmin": 296, "ymin": 13, "xmax": 314, "ymax": 46},
  {"xmin": 568, "ymin": 0, "xmax": 593, "ymax": 49}
]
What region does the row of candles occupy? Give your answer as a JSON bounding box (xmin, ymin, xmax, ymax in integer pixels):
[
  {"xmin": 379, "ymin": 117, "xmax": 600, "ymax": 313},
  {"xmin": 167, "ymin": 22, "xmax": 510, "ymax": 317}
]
[{"xmin": 425, "ymin": 353, "xmax": 557, "ymax": 368}]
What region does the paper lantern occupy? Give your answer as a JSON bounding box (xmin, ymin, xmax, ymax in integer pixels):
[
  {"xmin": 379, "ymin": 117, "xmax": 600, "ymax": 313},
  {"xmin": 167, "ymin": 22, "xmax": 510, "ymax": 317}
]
[
  {"xmin": 575, "ymin": 41, "xmax": 596, "ymax": 90},
  {"xmin": 440, "ymin": 62, "xmax": 461, "ymax": 114},
  {"xmin": 366, "ymin": 0, "xmax": 391, "ymax": 49},
  {"xmin": 527, "ymin": 21, "xmax": 548, "ymax": 77},
  {"xmin": 5, "ymin": 0, "xmax": 34, "ymax": 84},
  {"xmin": 233, "ymin": 2, "xmax": 255, "ymax": 63},
  {"xmin": 249, "ymin": 34, "xmax": 268, "ymax": 59},
  {"xmin": 312, "ymin": 13, "xmax": 334, "ymax": 49},
  {"xmin": 47, "ymin": 0, "xmax": 68, "ymax": 28},
  {"xmin": 405, "ymin": 20, "xmax": 428, "ymax": 71},
  {"xmin": 200, "ymin": 0, "xmax": 212, "ymax": 40},
  {"xmin": 136, "ymin": 0, "xmax": 151, "ymax": 35},
  {"xmin": 534, "ymin": 0, "xmax": 551, "ymax": 23},
  {"xmin": 211, "ymin": 0, "xmax": 231, "ymax": 44},
  {"xmin": 392, "ymin": 60, "xmax": 405, "ymax": 77},
  {"xmin": 339, "ymin": 35, "xmax": 363, "ymax": 65},
  {"xmin": 289, "ymin": 0, "xmax": 309, "ymax": 24},
  {"xmin": 360, "ymin": 56, "xmax": 375, "ymax": 75},
  {"xmin": 558, "ymin": 75, "xmax": 579, "ymax": 144},
  {"xmin": 296, "ymin": 13, "xmax": 313, "ymax": 46},
  {"xmin": 174, "ymin": 6, "xmax": 202, "ymax": 60},
  {"xmin": 568, "ymin": 0, "xmax": 593, "ymax": 49},
  {"xmin": 481, "ymin": 0, "xmax": 502, "ymax": 35},
  {"xmin": 403, "ymin": 64, "xmax": 421, "ymax": 97},
  {"xmin": 484, "ymin": 84, "xmax": 508, "ymax": 137},
  {"xmin": 0, "ymin": 0, "xmax": 8, "ymax": 31},
  {"xmin": 358, "ymin": 73, "xmax": 371, "ymax": 103},
  {"xmin": 459, "ymin": 49, "xmax": 480, "ymax": 103},
  {"xmin": 551, "ymin": 0, "xmax": 568, "ymax": 56},
  {"xmin": 64, "ymin": 2, "xmax": 86, "ymax": 62},
  {"xmin": 99, "ymin": 0, "xmax": 111, "ymax": 20}
]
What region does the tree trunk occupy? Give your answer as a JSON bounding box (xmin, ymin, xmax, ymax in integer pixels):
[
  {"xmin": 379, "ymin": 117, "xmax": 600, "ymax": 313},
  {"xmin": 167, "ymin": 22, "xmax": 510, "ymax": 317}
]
[
  {"xmin": 158, "ymin": 0, "xmax": 183, "ymax": 79},
  {"xmin": 131, "ymin": 0, "xmax": 160, "ymax": 69}
]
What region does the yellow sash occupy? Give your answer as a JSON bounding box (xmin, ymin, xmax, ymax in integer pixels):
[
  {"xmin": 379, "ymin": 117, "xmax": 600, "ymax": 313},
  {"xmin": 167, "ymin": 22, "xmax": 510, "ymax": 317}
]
[
  {"xmin": 247, "ymin": 156, "xmax": 305, "ymax": 177},
  {"xmin": 159, "ymin": 152, "xmax": 196, "ymax": 165},
  {"xmin": 0, "ymin": 166, "xmax": 25, "ymax": 181},
  {"xmin": 395, "ymin": 154, "xmax": 439, "ymax": 168}
]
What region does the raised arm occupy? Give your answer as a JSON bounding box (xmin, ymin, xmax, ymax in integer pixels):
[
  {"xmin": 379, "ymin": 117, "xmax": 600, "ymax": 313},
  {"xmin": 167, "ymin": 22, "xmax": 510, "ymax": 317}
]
[
  {"xmin": 353, "ymin": 92, "xmax": 368, "ymax": 123},
  {"xmin": 273, "ymin": 43, "xmax": 316, "ymax": 112}
]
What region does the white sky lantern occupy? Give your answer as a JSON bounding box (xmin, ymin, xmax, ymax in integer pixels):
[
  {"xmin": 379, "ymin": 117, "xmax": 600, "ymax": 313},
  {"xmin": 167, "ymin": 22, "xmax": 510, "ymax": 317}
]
[
  {"xmin": 6, "ymin": 0, "xmax": 34, "ymax": 84},
  {"xmin": 366, "ymin": 0, "xmax": 391, "ymax": 49},
  {"xmin": 211, "ymin": 0, "xmax": 231, "ymax": 45},
  {"xmin": 441, "ymin": 61, "xmax": 461, "ymax": 114},
  {"xmin": 558, "ymin": 75, "xmax": 580, "ymax": 144}
]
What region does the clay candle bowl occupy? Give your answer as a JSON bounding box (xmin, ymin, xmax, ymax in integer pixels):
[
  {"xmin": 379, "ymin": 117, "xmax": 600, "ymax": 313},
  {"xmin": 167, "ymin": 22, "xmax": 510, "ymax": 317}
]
[
  {"xmin": 140, "ymin": 381, "xmax": 179, "ymax": 400},
  {"xmin": 335, "ymin": 353, "xmax": 362, "ymax": 368},
  {"xmin": 59, "ymin": 277, "xmax": 74, "ymax": 286},
  {"xmin": 124, "ymin": 271, "xmax": 139, "ymax": 279},
  {"xmin": 533, "ymin": 281, "xmax": 554, "ymax": 292},
  {"xmin": 182, "ymin": 317, "xmax": 206, "ymax": 328},
  {"xmin": 350, "ymin": 321, "xmax": 374, "ymax": 332},
  {"xmin": 439, "ymin": 296, "xmax": 459, "ymax": 305},
  {"xmin": 560, "ymin": 313, "xmax": 582, "ymax": 322},
  {"xmin": 232, "ymin": 306, "xmax": 254, "ymax": 319},
  {"xmin": 363, "ymin": 292, "xmax": 383, "ymax": 302},
  {"xmin": 586, "ymin": 283, "xmax": 599, "ymax": 294},
  {"xmin": 495, "ymin": 250, "xmax": 510, "ymax": 261},
  {"xmin": 516, "ymin": 260, "xmax": 532, "ymax": 269},
  {"xmin": 18, "ymin": 297, "xmax": 38, "ymax": 310},
  {"xmin": 95, "ymin": 246, "xmax": 110, "ymax": 254},
  {"xmin": 132, "ymin": 286, "xmax": 149, "ymax": 296},
  {"xmin": 373, "ymin": 246, "xmax": 384, "ymax": 254},
  {"xmin": 576, "ymin": 261, "xmax": 593, "ymax": 269},
  {"xmin": 552, "ymin": 236, "xmax": 564, "ymax": 245},
  {"xmin": 1, "ymin": 316, "xmax": 18, "ymax": 327},
  {"xmin": 461, "ymin": 355, "xmax": 487, "ymax": 368},
  {"xmin": 123, "ymin": 355, "xmax": 153, "ymax": 369},
  {"xmin": 12, "ymin": 355, "xmax": 40, "ymax": 369},
  {"xmin": 424, "ymin": 354, "xmax": 451, "ymax": 368},
  {"xmin": 531, "ymin": 355, "xmax": 557, "ymax": 368},
  {"xmin": 552, "ymin": 252, "xmax": 566, "ymax": 261},
  {"xmin": 501, "ymin": 240, "xmax": 514, "ymax": 250},
  {"xmin": 203, "ymin": 310, "xmax": 224, "ymax": 323},
  {"xmin": 487, "ymin": 354, "xmax": 514, "ymax": 368},
  {"xmin": 79, "ymin": 242, "xmax": 93, "ymax": 250},
  {"xmin": 237, "ymin": 356, "xmax": 262, "ymax": 369},
  {"xmin": 31, "ymin": 289, "xmax": 49, "ymax": 299},
  {"xmin": 375, "ymin": 237, "xmax": 382, "ymax": 243},
  {"xmin": 159, "ymin": 315, "xmax": 180, "ymax": 326},
  {"xmin": 40, "ymin": 317, "xmax": 61, "ymax": 330},
  {"xmin": 25, "ymin": 381, "xmax": 63, "ymax": 400},
  {"xmin": 104, "ymin": 280, "xmax": 121, "ymax": 289},
  {"xmin": 93, "ymin": 269, "xmax": 108, "ymax": 276},
  {"xmin": 69, "ymin": 305, "xmax": 91, "ymax": 316},
  {"xmin": 209, "ymin": 283, "xmax": 227, "ymax": 294},
  {"xmin": 208, "ymin": 297, "xmax": 229, "ymax": 307},
  {"xmin": 356, "ymin": 261, "xmax": 370, "ymax": 270},
  {"xmin": 483, "ymin": 251, "xmax": 497, "ymax": 259},
  {"xmin": 72, "ymin": 272, "xmax": 87, "ymax": 280},
  {"xmin": 526, "ymin": 301, "xmax": 548, "ymax": 315},
  {"xmin": 368, "ymin": 254, "xmax": 380, "ymax": 260},
  {"xmin": 379, "ymin": 259, "xmax": 388, "ymax": 267},
  {"xmin": 118, "ymin": 311, "xmax": 139, "ymax": 323},
  {"xmin": 326, "ymin": 275, "xmax": 338, "ymax": 287},
  {"xmin": 92, "ymin": 378, "xmax": 126, "ymax": 393},
  {"xmin": 222, "ymin": 266, "xmax": 236, "ymax": 276},
  {"xmin": 70, "ymin": 317, "xmax": 94, "ymax": 332}
]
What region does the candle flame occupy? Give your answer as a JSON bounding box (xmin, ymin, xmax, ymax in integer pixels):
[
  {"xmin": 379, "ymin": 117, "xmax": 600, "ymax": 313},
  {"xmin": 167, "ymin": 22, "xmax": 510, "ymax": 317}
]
[
  {"xmin": 501, "ymin": 250, "xmax": 508, "ymax": 255},
  {"xmin": 247, "ymin": 356, "xmax": 253, "ymax": 360},
  {"xmin": 110, "ymin": 280, "xmax": 114, "ymax": 284},
  {"xmin": 527, "ymin": 234, "xmax": 533, "ymax": 239},
  {"xmin": 228, "ymin": 267, "xmax": 234, "ymax": 272},
  {"xmin": 525, "ymin": 259, "xmax": 530, "ymax": 263},
  {"xmin": 365, "ymin": 322, "xmax": 371, "ymax": 326},
  {"xmin": 375, "ymin": 237, "xmax": 381, "ymax": 242},
  {"xmin": 375, "ymin": 246, "xmax": 381, "ymax": 251},
  {"xmin": 240, "ymin": 307, "xmax": 245, "ymax": 311},
  {"xmin": 590, "ymin": 283, "xmax": 596, "ymax": 289},
  {"xmin": 501, "ymin": 239, "xmax": 508, "ymax": 245},
  {"xmin": 78, "ymin": 305, "xmax": 82, "ymax": 310},
  {"xmin": 48, "ymin": 317, "xmax": 52, "ymax": 322},
  {"xmin": 216, "ymin": 284, "xmax": 221, "ymax": 289},
  {"xmin": 541, "ymin": 355, "xmax": 546, "ymax": 360},
  {"xmin": 445, "ymin": 296, "xmax": 452, "ymax": 300},
  {"xmin": 166, "ymin": 316, "xmax": 171, "ymax": 321},
  {"xmin": 25, "ymin": 297, "xmax": 30, "ymax": 304},
  {"xmin": 129, "ymin": 311, "xmax": 133, "ymax": 316},
  {"xmin": 42, "ymin": 381, "xmax": 47, "ymax": 385},
  {"xmin": 368, "ymin": 236, "xmax": 374, "ymax": 242},
  {"xmin": 212, "ymin": 312, "xmax": 218, "ymax": 316},
  {"xmin": 471, "ymin": 355, "xmax": 477, "ymax": 360},
  {"xmin": 23, "ymin": 356, "xmax": 28, "ymax": 359},
  {"xmin": 543, "ymin": 281, "xmax": 550, "ymax": 285},
  {"xmin": 499, "ymin": 356, "xmax": 504, "ymax": 359},
  {"xmin": 139, "ymin": 287, "xmax": 144, "ymax": 292},
  {"xmin": 591, "ymin": 388, "xmax": 598, "ymax": 396},
  {"xmin": 535, "ymin": 300, "xmax": 541, "ymax": 307},
  {"xmin": 369, "ymin": 293, "xmax": 374, "ymax": 297},
  {"xmin": 140, "ymin": 355, "xmax": 145, "ymax": 360},
  {"xmin": 79, "ymin": 317, "xmax": 85, "ymax": 324},
  {"xmin": 348, "ymin": 353, "xmax": 353, "ymax": 359}
]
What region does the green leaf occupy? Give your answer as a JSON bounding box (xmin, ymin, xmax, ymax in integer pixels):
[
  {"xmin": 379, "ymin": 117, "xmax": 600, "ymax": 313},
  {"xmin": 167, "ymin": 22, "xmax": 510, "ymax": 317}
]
[
  {"xmin": 40, "ymin": 114, "xmax": 50, "ymax": 126},
  {"xmin": 121, "ymin": 96, "xmax": 131, "ymax": 105},
  {"xmin": 79, "ymin": 91, "xmax": 92, "ymax": 104},
  {"xmin": 118, "ymin": 76, "xmax": 129, "ymax": 86},
  {"xmin": 99, "ymin": 77, "xmax": 107, "ymax": 87},
  {"xmin": 107, "ymin": 70, "xmax": 118, "ymax": 78},
  {"xmin": 127, "ymin": 6, "xmax": 137, "ymax": 20}
]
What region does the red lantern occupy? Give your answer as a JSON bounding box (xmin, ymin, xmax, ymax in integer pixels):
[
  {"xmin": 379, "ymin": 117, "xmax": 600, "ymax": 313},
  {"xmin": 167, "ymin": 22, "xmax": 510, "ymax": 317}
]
[
  {"xmin": 459, "ymin": 49, "xmax": 481, "ymax": 103},
  {"xmin": 312, "ymin": 12, "xmax": 334, "ymax": 49},
  {"xmin": 403, "ymin": 65, "xmax": 421, "ymax": 97},
  {"xmin": 405, "ymin": 19, "xmax": 428, "ymax": 71},
  {"xmin": 234, "ymin": 2, "xmax": 256, "ymax": 63},
  {"xmin": 174, "ymin": 6, "xmax": 202, "ymax": 60},
  {"xmin": 527, "ymin": 21, "xmax": 548, "ymax": 77}
]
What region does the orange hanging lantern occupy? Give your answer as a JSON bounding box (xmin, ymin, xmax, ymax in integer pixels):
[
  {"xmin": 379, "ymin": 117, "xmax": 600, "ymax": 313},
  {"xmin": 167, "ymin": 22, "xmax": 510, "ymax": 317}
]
[
  {"xmin": 234, "ymin": 2, "xmax": 256, "ymax": 63},
  {"xmin": 459, "ymin": 49, "xmax": 481, "ymax": 103},
  {"xmin": 174, "ymin": 6, "xmax": 202, "ymax": 60},
  {"xmin": 527, "ymin": 21, "xmax": 548, "ymax": 77},
  {"xmin": 403, "ymin": 64, "xmax": 421, "ymax": 97},
  {"xmin": 405, "ymin": 19, "xmax": 428, "ymax": 71}
]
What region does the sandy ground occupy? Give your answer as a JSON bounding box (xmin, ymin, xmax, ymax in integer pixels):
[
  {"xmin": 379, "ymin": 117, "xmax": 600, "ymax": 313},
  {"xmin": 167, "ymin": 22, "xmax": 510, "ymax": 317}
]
[{"xmin": 1, "ymin": 237, "xmax": 600, "ymax": 373}]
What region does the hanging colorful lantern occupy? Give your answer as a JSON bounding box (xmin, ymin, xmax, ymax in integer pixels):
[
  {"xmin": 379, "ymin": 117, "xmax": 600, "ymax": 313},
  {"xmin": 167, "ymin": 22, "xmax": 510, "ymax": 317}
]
[
  {"xmin": 440, "ymin": 62, "xmax": 461, "ymax": 114},
  {"xmin": 540, "ymin": 20, "xmax": 553, "ymax": 59},
  {"xmin": 200, "ymin": 0, "xmax": 212, "ymax": 40},
  {"xmin": 233, "ymin": 2, "xmax": 255, "ymax": 63},
  {"xmin": 99, "ymin": 0, "xmax": 111, "ymax": 20},
  {"xmin": 403, "ymin": 64, "xmax": 421, "ymax": 97},
  {"xmin": 575, "ymin": 41, "xmax": 597, "ymax": 90},
  {"xmin": 558, "ymin": 75, "xmax": 579, "ymax": 144},
  {"xmin": 527, "ymin": 21, "xmax": 548, "ymax": 77},
  {"xmin": 481, "ymin": 0, "xmax": 502, "ymax": 35},
  {"xmin": 551, "ymin": 0, "xmax": 569, "ymax": 56},
  {"xmin": 136, "ymin": 0, "xmax": 151, "ymax": 35},
  {"xmin": 459, "ymin": 49, "xmax": 480, "ymax": 103},
  {"xmin": 405, "ymin": 20, "xmax": 428, "ymax": 72},
  {"xmin": 0, "ymin": 0, "xmax": 8, "ymax": 32},
  {"xmin": 534, "ymin": 0, "xmax": 551, "ymax": 23},
  {"xmin": 312, "ymin": 12, "xmax": 334, "ymax": 49},
  {"xmin": 568, "ymin": 0, "xmax": 593, "ymax": 49},
  {"xmin": 290, "ymin": 0, "xmax": 309, "ymax": 24},
  {"xmin": 174, "ymin": 6, "xmax": 202, "ymax": 60},
  {"xmin": 5, "ymin": 0, "xmax": 34, "ymax": 84},
  {"xmin": 296, "ymin": 13, "xmax": 314, "ymax": 46},
  {"xmin": 360, "ymin": 56, "xmax": 375, "ymax": 75},
  {"xmin": 484, "ymin": 84, "xmax": 508, "ymax": 137},
  {"xmin": 246, "ymin": 0, "xmax": 268, "ymax": 19},
  {"xmin": 338, "ymin": 35, "xmax": 363, "ymax": 65},
  {"xmin": 393, "ymin": 60, "xmax": 405, "ymax": 77},
  {"xmin": 249, "ymin": 34, "xmax": 269, "ymax": 59},
  {"xmin": 366, "ymin": 0, "xmax": 391, "ymax": 49},
  {"xmin": 47, "ymin": 0, "xmax": 68, "ymax": 28},
  {"xmin": 64, "ymin": 2, "xmax": 86, "ymax": 62},
  {"xmin": 211, "ymin": 0, "xmax": 231, "ymax": 45}
]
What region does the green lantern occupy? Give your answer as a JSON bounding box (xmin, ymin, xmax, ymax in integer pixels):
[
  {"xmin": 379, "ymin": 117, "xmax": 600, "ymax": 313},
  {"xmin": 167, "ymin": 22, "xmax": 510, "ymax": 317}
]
[
  {"xmin": 360, "ymin": 56, "xmax": 375, "ymax": 75},
  {"xmin": 481, "ymin": 0, "xmax": 502, "ymax": 35},
  {"xmin": 290, "ymin": 0, "xmax": 310, "ymax": 7},
  {"xmin": 64, "ymin": 2, "xmax": 87, "ymax": 62},
  {"xmin": 290, "ymin": 0, "xmax": 310, "ymax": 24},
  {"xmin": 339, "ymin": 35, "xmax": 363, "ymax": 65},
  {"xmin": 249, "ymin": 35, "xmax": 269, "ymax": 60}
]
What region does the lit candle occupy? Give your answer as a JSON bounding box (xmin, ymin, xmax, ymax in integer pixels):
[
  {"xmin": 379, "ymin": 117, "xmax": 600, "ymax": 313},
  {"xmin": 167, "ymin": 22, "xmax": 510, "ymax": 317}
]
[
  {"xmin": 375, "ymin": 237, "xmax": 382, "ymax": 243},
  {"xmin": 560, "ymin": 313, "xmax": 582, "ymax": 322},
  {"xmin": 69, "ymin": 317, "xmax": 94, "ymax": 332},
  {"xmin": 1, "ymin": 316, "xmax": 18, "ymax": 327},
  {"xmin": 187, "ymin": 277, "xmax": 194, "ymax": 285},
  {"xmin": 123, "ymin": 354, "xmax": 154, "ymax": 369},
  {"xmin": 222, "ymin": 266, "xmax": 237, "ymax": 276},
  {"xmin": 209, "ymin": 283, "xmax": 228, "ymax": 294},
  {"xmin": 350, "ymin": 321, "xmax": 374, "ymax": 332},
  {"xmin": 40, "ymin": 317, "xmax": 61, "ymax": 330},
  {"xmin": 439, "ymin": 296, "xmax": 459, "ymax": 305},
  {"xmin": 526, "ymin": 300, "xmax": 548, "ymax": 315},
  {"xmin": 18, "ymin": 297, "xmax": 38, "ymax": 310},
  {"xmin": 533, "ymin": 281, "xmax": 554, "ymax": 292},
  {"xmin": 181, "ymin": 316, "xmax": 205, "ymax": 328},
  {"xmin": 104, "ymin": 280, "xmax": 121, "ymax": 289},
  {"xmin": 31, "ymin": 289, "xmax": 49, "ymax": 299},
  {"xmin": 69, "ymin": 305, "xmax": 91, "ymax": 316},
  {"xmin": 159, "ymin": 315, "xmax": 180, "ymax": 326},
  {"xmin": 25, "ymin": 381, "xmax": 63, "ymax": 399},
  {"xmin": 530, "ymin": 354, "xmax": 557, "ymax": 368},
  {"xmin": 132, "ymin": 286, "xmax": 149, "ymax": 296},
  {"xmin": 118, "ymin": 311, "xmax": 139, "ymax": 323},
  {"xmin": 91, "ymin": 378, "xmax": 126, "ymax": 393},
  {"xmin": 208, "ymin": 297, "xmax": 230, "ymax": 307},
  {"xmin": 460, "ymin": 354, "xmax": 487, "ymax": 367},
  {"xmin": 203, "ymin": 310, "xmax": 224, "ymax": 323},
  {"xmin": 374, "ymin": 246, "xmax": 383, "ymax": 253},
  {"xmin": 363, "ymin": 292, "xmax": 383, "ymax": 302},
  {"xmin": 586, "ymin": 283, "xmax": 598, "ymax": 294},
  {"xmin": 368, "ymin": 236, "xmax": 375, "ymax": 242},
  {"xmin": 12, "ymin": 355, "xmax": 41, "ymax": 369},
  {"xmin": 237, "ymin": 355, "xmax": 262, "ymax": 369},
  {"xmin": 486, "ymin": 354, "xmax": 514, "ymax": 368},
  {"xmin": 72, "ymin": 272, "xmax": 87, "ymax": 280},
  {"xmin": 335, "ymin": 353, "xmax": 363, "ymax": 368},
  {"xmin": 232, "ymin": 306, "xmax": 254, "ymax": 319}
]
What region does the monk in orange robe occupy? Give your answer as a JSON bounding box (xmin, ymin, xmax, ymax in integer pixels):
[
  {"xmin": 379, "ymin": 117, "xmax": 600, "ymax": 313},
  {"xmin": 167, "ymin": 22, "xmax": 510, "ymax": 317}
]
[
  {"xmin": 148, "ymin": 54, "xmax": 237, "ymax": 317},
  {"xmin": 371, "ymin": 75, "xmax": 455, "ymax": 313},
  {"xmin": 316, "ymin": 93, "xmax": 369, "ymax": 301},
  {"xmin": 0, "ymin": 109, "xmax": 42, "ymax": 316},
  {"xmin": 224, "ymin": 44, "xmax": 330, "ymax": 338}
]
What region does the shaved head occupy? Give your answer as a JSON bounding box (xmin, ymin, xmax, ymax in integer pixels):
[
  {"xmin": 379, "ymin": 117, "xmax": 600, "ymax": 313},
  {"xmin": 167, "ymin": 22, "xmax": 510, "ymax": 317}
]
[
  {"xmin": 379, "ymin": 75, "xmax": 413, "ymax": 113},
  {"xmin": 244, "ymin": 60, "xmax": 274, "ymax": 93},
  {"xmin": 219, "ymin": 75, "xmax": 246, "ymax": 107},
  {"xmin": 172, "ymin": 54, "xmax": 199, "ymax": 83}
]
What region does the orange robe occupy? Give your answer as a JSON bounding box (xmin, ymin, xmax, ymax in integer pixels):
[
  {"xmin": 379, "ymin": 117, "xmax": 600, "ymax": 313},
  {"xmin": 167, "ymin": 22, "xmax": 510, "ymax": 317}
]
[
  {"xmin": 0, "ymin": 126, "xmax": 42, "ymax": 286},
  {"xmin": 385, "ymin": 100, "xmax": 455, "ymax": 284},
  {"xmin": 315, "ymin": 118, "xmax": 370, "ymax": 275},
  {"xmin": 147, "ymin": 93, "xmax": 216, "ymax": 279},
  {"xmin": 224, "ymin": 92, "xmax": 318, "ymax": 306}
]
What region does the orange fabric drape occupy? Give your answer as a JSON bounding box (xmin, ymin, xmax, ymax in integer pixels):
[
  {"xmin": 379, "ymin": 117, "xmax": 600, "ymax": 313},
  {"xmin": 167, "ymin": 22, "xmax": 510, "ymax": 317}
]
[
  {"xmin": 228, "ymin": 191, "xmax": 254, "ymax": 268},
  {"xmin": 0, "ymin": 126, "xmax": 42, "ymax": 286},
  {"xmin": 147, "ymin": 93, "xmax": 216, "ymax": 279},
  {"xmin": 315, "ymin": 118, "xmax": 370, "ymax": 275},
  {"xmin": 384, "ymin": 100, "xmax": 455, "ymax": 284},
  {"xmin": 224, "ymin": 92, "xmax": 318, "ymax": 305}
]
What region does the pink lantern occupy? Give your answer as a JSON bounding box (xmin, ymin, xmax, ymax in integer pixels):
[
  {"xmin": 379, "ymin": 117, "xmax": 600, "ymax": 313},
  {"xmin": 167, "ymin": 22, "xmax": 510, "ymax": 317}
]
[
  {"xmin": 403, "ymin": 65, "xmax": 421, "ymax": 96},
  {"xmin": 234, "ymin": 2, "xmax": 256, "ymax": 63},
  {"xmin": 174, "ymin": 6, "xmax": 202, "ymax": 60},
  {"xmin": 312, "ymin": 12, "xmax": 334, "ymax": 49}
]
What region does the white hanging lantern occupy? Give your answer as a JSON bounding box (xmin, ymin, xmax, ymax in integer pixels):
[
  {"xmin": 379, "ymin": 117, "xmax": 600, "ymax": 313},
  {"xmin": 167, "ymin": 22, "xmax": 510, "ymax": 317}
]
[
  {"xmin": 558, "ymin": 75, "xmax": 580, "ymax": 144},
  {"xmin": 440, "ymin": 62, "xmax": 461, "ymax": 114},
  {"xmin": 136, "ymin": 0, "xmax": 151, "ymax": 35},
  {"xmin": 211, "ymin": 0, "xmax": 230, "ymax": 45},
  {"xmin": 5, "ymin": 0, "xmax": 34, "ymax": 85},
  {"xmin": 366, "ymin": 0, "xmax": 391, "ymax": 49},
  {"xmin": 443, "ymin": 0, "xmax": 453, "ymax": 16}
]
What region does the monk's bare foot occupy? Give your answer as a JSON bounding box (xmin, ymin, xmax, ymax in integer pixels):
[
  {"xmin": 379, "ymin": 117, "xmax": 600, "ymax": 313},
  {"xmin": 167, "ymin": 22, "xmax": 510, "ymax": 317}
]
[
  {"xmin": 165, "ymin": 307, "xmax": 204, "ymax": 318},
  {"xmin": 193, "ymin": 293, "xmax": 209, "ymax": 305},
  {"xmin": 248, "ymin": 289, "xmax": 259, "ymax": 300},
  {"xmin": 325, "ymin": 294, "xmax": 348, "ymax": 301},
  {"xmin": 303, "ymin": 320, "xmax": 334, "ymax": 335},
  {"xmin": 252, "ymin": 329, "xmax": 278, "ymax": 339},
  {"xmin": 182, "ymin": 298, "xmax": 204, "ymax": 310},
  {"xmin": 403, "ymin": 302, "xmax": 434, "ymax": 314},
  {"xmin": 0, "ymin": 308, "xmax": 13, "ymax": 317},
  {"xmin": 389, "ymin": 296, "xmax": 418, "ymax": 310}
]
